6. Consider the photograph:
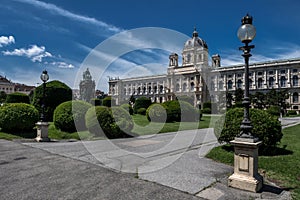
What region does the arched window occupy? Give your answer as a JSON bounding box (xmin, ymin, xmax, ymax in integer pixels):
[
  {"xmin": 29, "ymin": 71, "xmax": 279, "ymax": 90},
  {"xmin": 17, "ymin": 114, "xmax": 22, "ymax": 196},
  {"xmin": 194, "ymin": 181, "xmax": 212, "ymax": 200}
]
[
  {"xmin": 190, "ymin": 82, "xmax": 195, "ymax": 91},
  {"xmin": 154, "ymin": 86, "xmax": 157, "ymax": 93},
  {"xmin": 128, "ymin": 88, "xmax": 131, "ymax": 95},
  {"xmin": 176, "ymin": 84, "xmax": 180, "ymax": 92},
  {"xmin": 159, "ymin": 85, "xmax": 163, "ymax": 93},
  {"xmin": 268, "ymin": 77, "xmax": 274, "ymax": 88},
  {"xmin": 293, "ymin": 92, "xmax": 299, "ymax": 103},
  {"xmin": 124, "ymin": 88, "xmax": 127, "ymax": 95},
  {"xmin": 228, "ymin": 80, "xmax": 233, "ymax": 90},
  {"xmin": 148, "ymin": 86, "xmax": 151, "ymax": 94},
  {"xmin": 280, "ymin": 76, "xmax": 286, "ymax": 87},
  {"xmin": 292, "ymin": 75, "xmax": 298, "ymax": 86},
  {"xmin": 258, "ymin": 78, "xmax": 263, "ymax": 89},
  {"xmin": 187, "ymin": 54, "xmax": 191, "ymax": 63},
  {"xmin": 218, "ymin": 81, "xmax": 223, "ymax": 90},
  {"xmin": 137, "ymin": 87, "xmax": 141, "ymax": 94},
  {"xmin": 182, "ymin": 83, "xmax": 187, "ymax": 91},
  {"xmin": 237, "ymin": 79, "xmax": 243, "ymax": 89},
  {"xmin": 143, "ymin": 87, "xmax": 146, "ymax": 94}
]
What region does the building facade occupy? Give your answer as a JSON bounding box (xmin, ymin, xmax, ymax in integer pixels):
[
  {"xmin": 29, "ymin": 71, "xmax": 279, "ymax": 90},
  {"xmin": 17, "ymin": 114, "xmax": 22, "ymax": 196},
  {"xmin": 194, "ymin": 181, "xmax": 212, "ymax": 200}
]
[{"xmin": 108, "ymin": 29, "xmax": 300, "ymax": 111}]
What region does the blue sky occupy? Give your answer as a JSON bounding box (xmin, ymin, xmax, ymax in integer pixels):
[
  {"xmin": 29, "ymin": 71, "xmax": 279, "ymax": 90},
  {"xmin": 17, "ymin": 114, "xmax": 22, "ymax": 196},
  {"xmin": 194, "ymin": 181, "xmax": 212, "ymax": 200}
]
[{"xmin": 1, "ymin": 0, "xmax": 300, "ymax": 92}]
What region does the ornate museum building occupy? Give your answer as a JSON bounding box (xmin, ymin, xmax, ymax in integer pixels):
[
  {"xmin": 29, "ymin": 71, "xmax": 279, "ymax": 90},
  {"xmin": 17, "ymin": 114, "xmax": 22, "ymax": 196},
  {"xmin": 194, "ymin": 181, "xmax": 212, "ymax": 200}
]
[{"xmin": 108, "ymin": 29, "xmax": 300, "ymax": 111}]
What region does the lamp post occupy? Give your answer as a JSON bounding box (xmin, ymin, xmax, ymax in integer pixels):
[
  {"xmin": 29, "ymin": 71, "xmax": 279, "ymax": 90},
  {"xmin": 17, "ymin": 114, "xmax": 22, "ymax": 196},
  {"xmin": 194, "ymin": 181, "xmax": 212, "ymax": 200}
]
[
  {"xmin": 228, "ymin": 14, "xmax": 263, "ymax": 192},
  {"xmin": 237, "ymin": 14, "xmax": 257, "ymax": 140},
  {"xmin": 40, "ymin": 70, "xmax": 49, "ymax": 122},
  {"xmin": 35, "ymin": 70, "xmax": 50, "ymax": 142}
]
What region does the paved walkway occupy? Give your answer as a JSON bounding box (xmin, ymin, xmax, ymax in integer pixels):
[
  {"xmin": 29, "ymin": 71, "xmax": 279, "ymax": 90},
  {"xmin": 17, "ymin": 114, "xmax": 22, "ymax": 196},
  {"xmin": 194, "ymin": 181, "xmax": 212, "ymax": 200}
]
[{"xmin": 4, "ymin": 127, "xmax": 289, "ymax": 199}]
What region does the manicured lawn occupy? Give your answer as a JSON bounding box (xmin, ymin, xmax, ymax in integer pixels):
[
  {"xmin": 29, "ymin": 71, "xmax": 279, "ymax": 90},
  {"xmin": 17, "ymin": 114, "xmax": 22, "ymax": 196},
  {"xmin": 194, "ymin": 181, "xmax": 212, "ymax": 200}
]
[
  {"xmin": 0, "ymin": 114, "xmax": 220, "ymax": 140},
  {"xmin": 206, "ymin": 124, "xmax": 300, "ymax": 199},
  {"xmin": 132, "ymin": 114, "xmax": 220, "ymax": 135}
]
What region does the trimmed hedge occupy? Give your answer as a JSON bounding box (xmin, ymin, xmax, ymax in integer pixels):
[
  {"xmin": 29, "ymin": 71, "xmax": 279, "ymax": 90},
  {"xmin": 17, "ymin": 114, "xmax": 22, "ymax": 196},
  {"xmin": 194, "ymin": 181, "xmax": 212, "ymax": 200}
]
[
  {"xmin": 163, "ymin": 100, "xmax": 181, "ymax": 122},
  {"xmin": 102, "ymin": 96, "xmax": 115, "ymax": 107},
  {"xmin": 53, "ymin": 100, "xmax": 92, "ymax": 133},
  {"xmin": 137, "ymin": 107, "xmax": 147, "ymax": 115},
  {"xmin": 32, "ymin": 80, "xmax": 72, "ymax": 122},
  {"xmin": 85, "ymin": 106, "xmax": 133, "ymax": 138},
  {"xmin": 0, "ymin": 103, "xmax": 39, "ymax": 134},
  {"xmin": 120, "ymin": 104, "xmax": 133, "ymax": 115},
  {"xmin": 6, "ymin": 92, "xmax": 30, "ymax": 104},
  {"xmin": 134, "ymin": 97, "xmax": 152, "ymax": 113},
  {"xmin": 90, "ymin": 98, "xmax": 102, "ymax": 106},
  {"xmin": 214, "ymin": 108, "xmax": 282, "ymax": 151},
  {"xmin": 146, "ymin": 103, "xmax": 167, "ymax": 122}
]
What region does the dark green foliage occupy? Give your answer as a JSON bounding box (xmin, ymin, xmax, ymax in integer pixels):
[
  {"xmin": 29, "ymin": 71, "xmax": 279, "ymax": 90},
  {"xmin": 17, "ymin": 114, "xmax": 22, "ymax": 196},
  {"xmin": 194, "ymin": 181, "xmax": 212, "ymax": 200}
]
[
  {"xmin": 226, "ymin": 92, "xmax": 233, "ymax": 108},
  {"xmin": 53, "ymin": 100, "xmax": 92, "ymax": 133},
  {"xmin": 137, "ymin": 107, "xmax": 147, "ymax": 115},
  {"xmin": 179, "ymin": 101, "xmax": 199, "ymax": 122},
  {"xmin": 163, "ymin": 100, "xmax": 181, "ymax": 122},
  {"xmin": 203, "ymin": 102, "xmax": 212, "ymax": 109},
  {"xmin": 133, "ymin": 97, "xmax": 152, "ymax": 113},
  {"xmin": 102, "ymin": 96, "xmax": 115, "ymax": 107},
  {"xmin": 267, "ymin": 105, "xmax": 281, "ymax": 117},
  {"xmin": 90, "ymin": 98, "xmax": 102, "ymax": 106},
  {"xmin": 120, "ymin": 104, "xmax": 133, "ymax": 115},
  {"xmin": 287, "ymin": 110, "xmax": 297, "ymax": 115},
  {"xmin": 234, "ymin": 88, "xmax": 244, "ymax": 104},
  {"xmin": 32, "ymin": 80, "xmax": 72, "ymax": 122},
  {"xmin": 5, "ymin": 92, "xmax": 30, "ymax": 104},
  {"xmin": 85, "ymin": 106, "xmax": 133, "ymax": 138},
  {"xmin": 0, "ymin": 91, "xmax": 7, "ymax": 103},
  {"xmin": 146, "ymin": 103, "xmax": 167, "ymax": 122},
  {"xmin": 215, "ymin": 108, "xmax": 282, "ymax": 151},
  {"xmin": 202, "ymin": 107, "xmax": 211, "ymax": 114},
  {"xmin": 0, "ymin": 103, "xmax": 39, "ymax": 134},
  {"xmin": 177, "ymin": 95, "xmax": 194, "ymax": 105}
]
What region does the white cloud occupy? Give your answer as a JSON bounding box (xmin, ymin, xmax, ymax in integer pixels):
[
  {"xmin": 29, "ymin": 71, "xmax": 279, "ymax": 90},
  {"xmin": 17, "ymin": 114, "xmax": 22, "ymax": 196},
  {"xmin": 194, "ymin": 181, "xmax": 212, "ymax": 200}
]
[
  {"xmin": 0, "ymin": 36, "xmax": 15, "ymax": 47},
  {"xmin": 15, "ymin": 0, "xmax": 122, "ymax": 33},
  {"xmin": 2, "ymin": 44, "xmax": 52, "ymax": 62},
  {"xmin": 50, "ymin": 61, "xmax": 75, "ymax": 69}
]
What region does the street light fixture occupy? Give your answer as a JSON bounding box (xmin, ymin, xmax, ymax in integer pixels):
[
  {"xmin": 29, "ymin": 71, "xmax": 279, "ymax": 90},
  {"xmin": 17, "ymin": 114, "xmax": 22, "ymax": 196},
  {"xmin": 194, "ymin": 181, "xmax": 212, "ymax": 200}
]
[
  {"xmin": 40, "ymin": 70, "xmax": 49, "ymax": 122},
  {"xmin": 237, "ymin": 14, "xmax": 257, "ymax": 140}
]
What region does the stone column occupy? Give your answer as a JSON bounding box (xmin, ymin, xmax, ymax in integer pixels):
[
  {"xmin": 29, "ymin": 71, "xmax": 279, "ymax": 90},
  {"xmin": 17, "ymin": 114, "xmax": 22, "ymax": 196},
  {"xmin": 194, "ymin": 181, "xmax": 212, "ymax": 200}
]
[
  {"xmin": 228, "ymin": 139, "xmax": 263, "ymax": 192},
  {"xmin": 35, "ymin": 122, "xmax": 50, "ymax": 142}
]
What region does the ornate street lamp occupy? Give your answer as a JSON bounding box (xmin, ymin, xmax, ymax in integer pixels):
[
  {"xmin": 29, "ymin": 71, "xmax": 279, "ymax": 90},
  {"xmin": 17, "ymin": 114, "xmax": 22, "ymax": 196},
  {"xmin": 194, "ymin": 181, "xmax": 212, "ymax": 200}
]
[
  {"xmin": 237, "ymin": 14, "xmax": 257, "ymax": 140},
  {"xmin": 40, "ymin": 70, "xmax": 49, "ymax": 122},
  {"xmin": 36, "ymin": 70, "xmax": 50, "ymax": 142},
  {"xmin": 228, "ymin": 14, "xmax": 263, "ymax": 192}
]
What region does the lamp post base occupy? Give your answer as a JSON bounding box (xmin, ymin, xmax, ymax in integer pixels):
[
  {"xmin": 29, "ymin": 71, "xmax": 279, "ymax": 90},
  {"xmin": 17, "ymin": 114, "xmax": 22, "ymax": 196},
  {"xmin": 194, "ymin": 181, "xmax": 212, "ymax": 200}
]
[
  {"xmin": 35, "ymin": 121, "xmax": 50, "ymax": 142},
  {"xmin": 228, "ymin": 139, "xmax": 263, "ymax": 192}
]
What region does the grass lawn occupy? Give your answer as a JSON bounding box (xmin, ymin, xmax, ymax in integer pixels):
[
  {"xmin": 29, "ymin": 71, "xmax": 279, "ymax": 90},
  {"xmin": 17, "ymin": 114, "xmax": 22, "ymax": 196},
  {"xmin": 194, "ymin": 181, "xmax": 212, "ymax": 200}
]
[
  {"xmin": 206, "ymin": 124, "xmax": 300, "ymax": 199},
  {"xmin": 131, "ymin": 114, "xmax": 220, "ymax": 135},
  {"xmin": 0, "ymin": 114, "xmax": 220, "ymax": 140}
]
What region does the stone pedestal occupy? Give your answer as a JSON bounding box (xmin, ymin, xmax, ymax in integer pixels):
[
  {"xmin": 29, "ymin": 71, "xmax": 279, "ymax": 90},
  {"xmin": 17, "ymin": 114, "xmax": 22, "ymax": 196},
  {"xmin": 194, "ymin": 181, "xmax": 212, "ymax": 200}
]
[
  {"xmin": 228, "ymin": 138, "xmax": 263, "ymax": 192},
  {"xmin": 35, "ymin": 121, "xmax": 50, "ymax": 142}
]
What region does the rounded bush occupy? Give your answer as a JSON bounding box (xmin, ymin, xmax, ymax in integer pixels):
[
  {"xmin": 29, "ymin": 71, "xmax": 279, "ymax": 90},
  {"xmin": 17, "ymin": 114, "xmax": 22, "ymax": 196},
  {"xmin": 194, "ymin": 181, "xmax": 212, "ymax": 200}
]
[
  {"xmin": 214, "ymin": 108, "xmax": 282, "ymax": 150},
  {"xmin": 32, "ymin": 80, "xmax": 72, "ymax": 122},
  {"xmin": 137, "ymin": 107, "xmax": 147, "ymax": 115},
  {"xmin": 6, "ymin": 92, "xmax": 30, "ymax": 104},
  {"xmin": 287, "ymin": 110, "xmax": 297, "ymax": 115},
  {"xmin": 0, "ymin": 103, "xmax": 39, "ymax": 133},
  {"xmin": 146, "ymin": 103, "xmax": 167, "ymax": 122},
  {"xmin": 102, "ymin": 96, "xmax": 115, "ymax": 107},
  {"xmin": 162, "ymin": 100, "xmax": 180, "ymax": 122},
  {"xmin": 202, "ymin": 107, "xmax": 211, "ymax": 114},
  {"xmin": 134, "ymin": 97, "xmax": 152, "ymax": 113},
  {"xmin": 120, "ymin": 104, "xmax": 133, "ymax": 115},
  {"xmin": 85, "ymin": 106, "xmax": 133, "ymax": 138},
  {"xmin": 179, "ymin": 101, "xmax": 199, "ymax": 122},
  {"xmin": 53, "ymin": 100, "xmax": 92, "ymax": 133},
  {"xmin": 267, "ymin": 105, "xmax": 280, "ymax": 117},
  {"xmin": 90, "ymin": 98, "xmax": 102, "ymax": 106}
]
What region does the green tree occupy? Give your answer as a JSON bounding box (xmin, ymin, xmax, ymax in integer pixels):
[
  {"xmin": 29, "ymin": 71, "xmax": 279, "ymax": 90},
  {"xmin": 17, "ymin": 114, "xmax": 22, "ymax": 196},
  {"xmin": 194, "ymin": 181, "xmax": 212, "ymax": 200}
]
[
  {"xmin": 5, "ymin": 92, "xmax": 30, "ymax": 104},
  {"xmin": 133, "ymin": 96, "xmax": 152, "ymax": 113},
  {"xmin": 226, "ymin": 92, "xmax": 233, "ymax": 108},
  {"xmin": 32, "ymin": 80, "xmax": 72, "ymax": 122},
  {"xmin": 251, "ymin": 91, "xmax": 266, "ymax": 109},
  {"xmin": 234, "ymin": 88, "xmax": 244, "ymax": 107}
]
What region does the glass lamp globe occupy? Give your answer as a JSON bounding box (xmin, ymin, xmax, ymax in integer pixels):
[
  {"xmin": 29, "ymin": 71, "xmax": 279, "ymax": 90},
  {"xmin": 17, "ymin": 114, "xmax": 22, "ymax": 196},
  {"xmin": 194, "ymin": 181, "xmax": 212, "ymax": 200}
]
[
  {"xmin": 237, "ymin": 23, "xmax": 256, "ymax": 43},
  {"xmin": 40, "ymin": 70, "xmax": 49, "ymax": 82}
]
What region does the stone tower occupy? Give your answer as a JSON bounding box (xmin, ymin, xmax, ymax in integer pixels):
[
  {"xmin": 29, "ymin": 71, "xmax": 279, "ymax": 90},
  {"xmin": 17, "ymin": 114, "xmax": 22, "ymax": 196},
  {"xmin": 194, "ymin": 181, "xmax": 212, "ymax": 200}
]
[{"xmin": 79, "ymin": 68, "xmax": 95, "ymax": 102}]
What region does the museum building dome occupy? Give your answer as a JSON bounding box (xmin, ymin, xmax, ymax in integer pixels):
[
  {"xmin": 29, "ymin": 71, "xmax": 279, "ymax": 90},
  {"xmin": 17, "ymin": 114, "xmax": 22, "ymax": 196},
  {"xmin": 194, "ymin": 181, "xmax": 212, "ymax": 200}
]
[{"xmin": 183, "ymin": 28, "xmax": 208, "ymax": 50}]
